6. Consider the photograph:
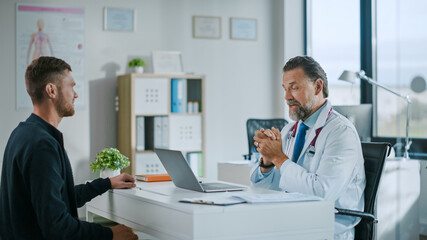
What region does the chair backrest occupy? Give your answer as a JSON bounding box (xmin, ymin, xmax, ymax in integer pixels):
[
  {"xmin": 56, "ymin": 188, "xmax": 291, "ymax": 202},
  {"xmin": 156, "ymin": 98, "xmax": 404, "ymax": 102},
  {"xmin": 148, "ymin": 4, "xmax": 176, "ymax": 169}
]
[
  {"xmin": 355, "ymin": 142, "xmax": 391, "ymax": 240},
  {"xmin": 245, "ymin": 118, "xmax": 288, "ymax": 160}
]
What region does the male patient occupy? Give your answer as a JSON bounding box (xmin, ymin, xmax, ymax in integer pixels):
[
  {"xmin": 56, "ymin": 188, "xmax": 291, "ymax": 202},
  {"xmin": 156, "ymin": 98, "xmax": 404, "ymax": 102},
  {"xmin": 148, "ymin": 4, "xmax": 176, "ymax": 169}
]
[
  {"xmin": 0, "ymin": 56, "xmax": 138, "ymax": 240},
  {"xmin": 251, "ymin": 56, "xmax": 366, "ymax": 239}
]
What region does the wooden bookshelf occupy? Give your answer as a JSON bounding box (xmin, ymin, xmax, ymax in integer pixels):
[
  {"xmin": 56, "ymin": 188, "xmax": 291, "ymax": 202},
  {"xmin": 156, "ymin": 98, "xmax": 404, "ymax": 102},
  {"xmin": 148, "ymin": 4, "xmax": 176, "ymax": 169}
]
[{"xmin": 117, "ymin": 73, "xmax": 205, "ymax": 176}]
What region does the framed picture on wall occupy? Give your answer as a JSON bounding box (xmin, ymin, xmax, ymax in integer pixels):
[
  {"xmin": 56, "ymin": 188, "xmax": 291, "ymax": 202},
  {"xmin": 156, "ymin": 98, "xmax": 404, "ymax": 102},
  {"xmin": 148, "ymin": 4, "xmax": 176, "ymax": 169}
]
[
  {"xmin": 192, "ymin": 16, "xmax": 221, "ymax": 39},
  {"xmin": 230, "ymin": 17, "xmax": 257, "ymax": 40},
  {"xmin": 152, "ymin": 51, "xmax": 184, "ymax": 74},
  {"xmin": 104, "ymin": 7, "xmax": 135, "ymax": 32}
]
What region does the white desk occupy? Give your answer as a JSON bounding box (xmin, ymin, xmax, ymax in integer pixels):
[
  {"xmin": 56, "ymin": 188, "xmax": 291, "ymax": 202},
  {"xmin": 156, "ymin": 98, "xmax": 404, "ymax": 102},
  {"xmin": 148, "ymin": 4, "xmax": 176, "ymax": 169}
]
[
  {"xmin": 86, "ymin": 181, "xmax": 334, "ymax": 240},
  {"xmin": 218, "ymin": 159, "xmax": 421, "ymax": 240}
]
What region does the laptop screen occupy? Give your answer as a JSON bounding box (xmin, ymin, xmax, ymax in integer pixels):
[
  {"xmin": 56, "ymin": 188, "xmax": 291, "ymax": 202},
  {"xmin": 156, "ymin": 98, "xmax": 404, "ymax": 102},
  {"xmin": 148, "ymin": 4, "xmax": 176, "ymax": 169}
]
[{"xmin": 154, "ymin": 149, "xmax": 204, "ymax": 192}]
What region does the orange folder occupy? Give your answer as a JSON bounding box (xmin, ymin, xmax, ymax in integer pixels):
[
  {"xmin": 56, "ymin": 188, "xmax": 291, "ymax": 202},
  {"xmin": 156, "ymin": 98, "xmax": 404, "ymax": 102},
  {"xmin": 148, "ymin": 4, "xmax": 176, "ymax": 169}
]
[{"xmin": 135, "ymin": 173, "xmax": 171, "ymax": 182}]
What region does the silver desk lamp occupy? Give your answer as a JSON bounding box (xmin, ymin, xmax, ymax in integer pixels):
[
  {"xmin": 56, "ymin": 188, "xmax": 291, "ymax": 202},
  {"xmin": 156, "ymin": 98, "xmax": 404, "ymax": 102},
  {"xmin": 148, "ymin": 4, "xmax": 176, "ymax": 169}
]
[{"xmin": 339, "ymin": 70, "xmax": 412, "ymax": 159}]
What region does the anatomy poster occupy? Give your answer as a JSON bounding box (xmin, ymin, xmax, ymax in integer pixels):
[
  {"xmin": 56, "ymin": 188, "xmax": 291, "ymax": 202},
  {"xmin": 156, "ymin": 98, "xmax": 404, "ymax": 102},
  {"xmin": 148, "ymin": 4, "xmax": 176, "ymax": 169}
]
[{"xmin": 16, "ymin": 4, "xmax": 85, "ymax": 109}]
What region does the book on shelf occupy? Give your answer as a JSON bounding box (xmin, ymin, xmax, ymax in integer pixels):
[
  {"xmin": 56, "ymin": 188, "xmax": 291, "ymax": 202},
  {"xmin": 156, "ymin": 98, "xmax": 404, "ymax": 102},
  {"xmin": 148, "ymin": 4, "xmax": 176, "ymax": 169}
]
[{"xmin": 136, "ymin": 173, "xmax": 171, "ymax": 182}]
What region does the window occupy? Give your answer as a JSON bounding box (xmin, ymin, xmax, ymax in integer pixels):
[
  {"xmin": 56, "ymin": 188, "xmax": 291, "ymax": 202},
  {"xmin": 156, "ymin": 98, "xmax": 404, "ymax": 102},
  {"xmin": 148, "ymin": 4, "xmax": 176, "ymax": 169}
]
[
  {"xmin": 307, "ymin": 0, "xmax": 427, "ymax": 158},
  {"xmin": 307, "ymin": 0, "xmax": 360, "ymax": 105},
  {"xmin": 376, "ymin": 0, "xmax": 427, "ymax": 140}
]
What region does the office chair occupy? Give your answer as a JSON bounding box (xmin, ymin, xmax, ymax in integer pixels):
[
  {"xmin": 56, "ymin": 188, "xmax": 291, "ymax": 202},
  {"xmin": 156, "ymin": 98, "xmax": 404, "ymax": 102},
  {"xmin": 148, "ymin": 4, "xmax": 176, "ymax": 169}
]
[
  {"xmin": 243, "ymin": 118, "xmax": 288, "ymax": 160},
  {"xmin": 335, "ymin": 142, "xmax": 391, "ymax": 240}
]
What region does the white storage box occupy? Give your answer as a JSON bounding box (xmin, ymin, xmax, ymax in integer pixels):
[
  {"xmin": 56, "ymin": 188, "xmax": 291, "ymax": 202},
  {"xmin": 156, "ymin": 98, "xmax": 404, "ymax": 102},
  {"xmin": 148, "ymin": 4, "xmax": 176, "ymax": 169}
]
[{"xmin": 134, "ymin": 77, "xmax": 169, "ymax": 114}]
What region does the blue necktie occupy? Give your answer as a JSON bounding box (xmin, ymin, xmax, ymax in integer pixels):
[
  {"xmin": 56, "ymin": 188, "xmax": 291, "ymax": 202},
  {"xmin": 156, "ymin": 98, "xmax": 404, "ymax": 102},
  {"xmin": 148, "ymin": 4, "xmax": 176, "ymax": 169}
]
[{"xmin": 293, "ymin": 123, "xmax": 308, "ymax": 162}]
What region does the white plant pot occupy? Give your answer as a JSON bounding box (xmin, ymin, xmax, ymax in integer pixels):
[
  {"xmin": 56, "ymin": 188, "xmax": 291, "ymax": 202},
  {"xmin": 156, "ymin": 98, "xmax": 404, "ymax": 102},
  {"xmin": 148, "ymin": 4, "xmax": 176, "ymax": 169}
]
[
  {"xmin": 133, "ymin": 66, "xmax": 144, "ymax": 73},
  {"xmin": 100, "ymin": 169, "xmax": 121, "ymax": 178}
]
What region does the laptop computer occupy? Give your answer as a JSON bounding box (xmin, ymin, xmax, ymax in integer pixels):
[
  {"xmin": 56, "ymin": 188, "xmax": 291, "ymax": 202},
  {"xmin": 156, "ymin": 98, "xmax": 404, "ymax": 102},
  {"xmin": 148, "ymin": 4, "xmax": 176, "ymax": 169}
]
[{"xmin": 154, "ymin": 149, "xmax": 246, "ymax": 193}]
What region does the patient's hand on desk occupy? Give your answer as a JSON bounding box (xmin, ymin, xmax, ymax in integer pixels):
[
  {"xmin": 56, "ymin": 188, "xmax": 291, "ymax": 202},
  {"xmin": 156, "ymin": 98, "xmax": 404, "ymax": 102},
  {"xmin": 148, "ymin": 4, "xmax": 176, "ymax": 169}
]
[
  {"xmin": 110, "ymin": 173, "xmax": 136, "ymax": 189},
  {"xmin": 111, "ymin": 224, "xmax": 138, "ymax": 240}
]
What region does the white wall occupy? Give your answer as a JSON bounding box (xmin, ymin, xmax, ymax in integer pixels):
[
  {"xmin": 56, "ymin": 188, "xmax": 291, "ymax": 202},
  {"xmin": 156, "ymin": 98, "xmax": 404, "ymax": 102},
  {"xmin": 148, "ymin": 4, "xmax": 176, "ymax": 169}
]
[
  {"xmin": 0, "ymin": 0, "xmax": 290, "ymax": 195},
  {"xmin": 283, "ymin": 0, "xmax": 305, "ymax": 119}
]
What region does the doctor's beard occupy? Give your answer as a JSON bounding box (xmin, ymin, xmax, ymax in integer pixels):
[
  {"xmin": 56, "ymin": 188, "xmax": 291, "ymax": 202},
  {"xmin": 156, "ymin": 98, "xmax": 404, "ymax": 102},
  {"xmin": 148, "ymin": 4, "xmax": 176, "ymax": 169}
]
[{"xmin": 287, "ymin": 98, "xmax": 316, "ymax": 121}]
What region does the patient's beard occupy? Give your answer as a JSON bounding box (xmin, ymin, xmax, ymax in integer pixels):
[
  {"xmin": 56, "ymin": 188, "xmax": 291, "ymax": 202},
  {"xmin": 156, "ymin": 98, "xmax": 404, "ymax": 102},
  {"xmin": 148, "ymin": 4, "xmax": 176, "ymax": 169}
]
[{"xmin": 54, "ymin": 90, "xmax": 75, "ymax": 118}]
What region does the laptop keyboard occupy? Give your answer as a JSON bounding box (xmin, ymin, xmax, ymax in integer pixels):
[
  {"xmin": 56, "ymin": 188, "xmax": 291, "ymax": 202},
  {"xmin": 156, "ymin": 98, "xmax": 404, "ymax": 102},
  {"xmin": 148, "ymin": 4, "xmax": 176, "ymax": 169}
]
[{"xmin": 201, "ymin": 182, "xmax": 241, "ymax": 190}]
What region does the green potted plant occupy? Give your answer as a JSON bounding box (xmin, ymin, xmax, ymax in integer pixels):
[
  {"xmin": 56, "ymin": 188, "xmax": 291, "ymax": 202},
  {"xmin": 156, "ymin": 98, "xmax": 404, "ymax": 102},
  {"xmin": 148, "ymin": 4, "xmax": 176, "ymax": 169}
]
[
  {"xmin": 90, "ymin": 148, "xmax": 130, "ymax": 178},
  {"xmin": 128, "ymin": 57, "xmax": 146, "ymax": 73}
]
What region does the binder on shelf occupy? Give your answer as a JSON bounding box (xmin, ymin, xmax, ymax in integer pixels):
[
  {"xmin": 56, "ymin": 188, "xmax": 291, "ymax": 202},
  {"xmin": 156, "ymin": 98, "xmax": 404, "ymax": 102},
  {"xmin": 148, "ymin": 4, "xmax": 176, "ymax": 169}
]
[
  {"xmin": 136, "ymin": 116, "xmax": 145, "ymax": 151},
  {"xmin": 154, "ymin": 116, "xmax": 163, "ymax": 148},
  {"xmin": 161, "ymin": 116, "xmax": 169, "ymax": 148},
  {"xmin": 146, "ymin": 116, "xmax": 168, "ymax": 149},
  {"xmin": 136, "ymin": 173, "xmax": 171, "ymax": 182},
  {"xmin": 171, "ymin": 78, "xmax": 187, "ymax": 113},
  {"xmin": 144, "ymin": 117, "xmax": 154, "ymax": 150}
]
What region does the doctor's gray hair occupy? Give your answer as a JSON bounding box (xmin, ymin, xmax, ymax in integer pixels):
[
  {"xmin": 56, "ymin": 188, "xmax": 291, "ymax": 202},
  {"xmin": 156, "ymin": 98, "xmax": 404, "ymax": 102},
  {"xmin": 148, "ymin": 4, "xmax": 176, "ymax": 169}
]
[{"xmin": 283, "ymin": 56, "xmax": 329, "ymax": 98}]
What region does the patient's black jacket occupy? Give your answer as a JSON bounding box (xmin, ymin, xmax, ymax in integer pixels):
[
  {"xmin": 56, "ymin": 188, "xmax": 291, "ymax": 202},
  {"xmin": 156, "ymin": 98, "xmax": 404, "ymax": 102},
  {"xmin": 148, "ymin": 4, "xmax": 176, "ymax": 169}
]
[{"xmin": 0, "ymin": 114, "xmax": 112, "ymax": 239}]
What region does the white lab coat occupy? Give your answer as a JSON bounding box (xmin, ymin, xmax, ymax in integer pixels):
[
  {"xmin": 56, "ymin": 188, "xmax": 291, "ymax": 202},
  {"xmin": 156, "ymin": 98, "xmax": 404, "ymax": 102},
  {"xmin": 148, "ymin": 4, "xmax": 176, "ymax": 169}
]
[{"xmin": 251, "ymin": 100, "xmax": 366, "ymax": 240}]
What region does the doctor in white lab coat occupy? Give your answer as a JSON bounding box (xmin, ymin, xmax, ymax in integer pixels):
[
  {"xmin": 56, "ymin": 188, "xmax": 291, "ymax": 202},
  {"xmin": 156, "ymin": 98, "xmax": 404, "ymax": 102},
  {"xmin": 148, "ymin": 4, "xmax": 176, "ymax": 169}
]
[{"xmin": 251, "ymin": 56, "xmax": 365, "ymax": 240}]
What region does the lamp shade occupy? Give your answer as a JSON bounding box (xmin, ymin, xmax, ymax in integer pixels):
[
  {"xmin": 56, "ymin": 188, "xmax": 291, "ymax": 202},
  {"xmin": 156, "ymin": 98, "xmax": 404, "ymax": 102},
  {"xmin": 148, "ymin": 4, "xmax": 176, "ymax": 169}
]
[{"xmin": 338, "ymin": 70, "xmax": 358, "ymax": 83}]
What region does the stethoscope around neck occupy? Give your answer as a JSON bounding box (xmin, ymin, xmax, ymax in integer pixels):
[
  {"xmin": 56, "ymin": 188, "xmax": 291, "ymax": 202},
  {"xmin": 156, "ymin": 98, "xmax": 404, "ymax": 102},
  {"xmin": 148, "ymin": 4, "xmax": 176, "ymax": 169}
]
[{"xmin": 287, "ymin": 107, "xmax": 333, "ymax": 152}]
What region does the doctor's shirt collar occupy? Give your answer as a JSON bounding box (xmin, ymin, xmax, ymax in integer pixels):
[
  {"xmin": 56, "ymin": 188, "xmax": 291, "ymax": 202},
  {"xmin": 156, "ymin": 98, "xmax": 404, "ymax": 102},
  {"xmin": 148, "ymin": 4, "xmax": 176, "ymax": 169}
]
[{"xmin": 302, "ymin": 100, "xmax": 328, "ymax": 129}]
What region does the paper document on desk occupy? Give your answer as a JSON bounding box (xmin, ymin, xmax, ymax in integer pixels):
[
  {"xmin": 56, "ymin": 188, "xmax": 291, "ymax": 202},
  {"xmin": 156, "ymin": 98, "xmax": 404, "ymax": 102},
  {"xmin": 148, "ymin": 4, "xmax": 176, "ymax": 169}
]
[
  {"xmin": 232, "ymin": 192, "xmax": 322, "ymax": 204},
  {"xmin": 180, "ymin": 195, "xmax": 246, "ymax": 206}
]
